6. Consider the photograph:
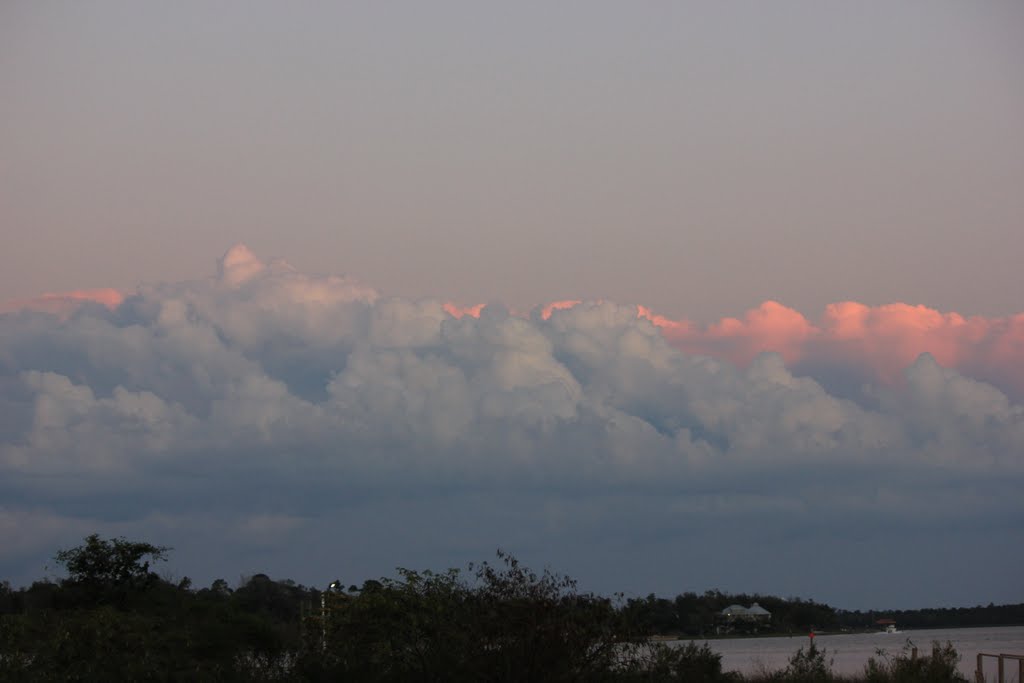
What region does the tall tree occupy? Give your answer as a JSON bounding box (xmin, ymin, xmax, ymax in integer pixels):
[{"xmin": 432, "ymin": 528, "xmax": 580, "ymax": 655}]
[{"xmin": 55, "ymin": 534, "xmax": 170, "ymax": 588}]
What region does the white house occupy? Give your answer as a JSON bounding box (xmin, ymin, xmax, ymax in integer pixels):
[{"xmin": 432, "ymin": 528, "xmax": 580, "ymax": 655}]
[{"xmin": 720, "ymin": 603, "xmax": 771, "ymax": 630}]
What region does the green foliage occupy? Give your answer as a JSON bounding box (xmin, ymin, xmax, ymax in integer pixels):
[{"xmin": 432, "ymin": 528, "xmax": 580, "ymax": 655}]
[
  {"xmin": 780, "ymin": 642, "xmax": 834, "ymax": 683},
  {"xmin": 301, "ymin": 567, "xmax": 471, "ymax": 681},
  {"xmin": 55, "ymin": 533, "xmax": 169, "ymax": 584},
  {"xmin": 863, "ymin": 641, "xmax": 967, "ymax": 683},
  {"xmin": 623, "ymin": 590, "xmax": 838, "ymax": 636},
  {"xmin": 837, "ymin": 603, "xmax": 1024, "ymax": 630},
  {"xmin": 1, "ymin": 606, "xmax": 209, "ymax": 680},
  {"xmin": 54, "ymin": 533, "xmax": 169, "ymax": 594},
  {"xmin": 740, "ymin": 642, "xmax": 836, "ymax": 683},
  {"xmin": 627, "ymin": 641, "xmax": 734, "ymax": 682},
  {"xmin": 300, "ymin": 550, "xmax": 637, "ymax": 682},
  {"xmin": 468, "ymin": 551, "xmax": 629, "ymax": 680},
  {"xmin": 0, "ymin": 536, "xmax": 999, "ymax": 681},
  {"xmin": 0, "ymin": 536, "xmax": 309, "ymax": 680},
  {"xmin": 0, "ymin": 586, "xmax": 297, "ymax": 681}
]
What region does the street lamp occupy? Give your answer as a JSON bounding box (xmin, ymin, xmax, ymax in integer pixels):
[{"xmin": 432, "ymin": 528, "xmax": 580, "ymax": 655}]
[{"xmin": 321, "ymin": 580, "xmax": 343, "ymax": 651}]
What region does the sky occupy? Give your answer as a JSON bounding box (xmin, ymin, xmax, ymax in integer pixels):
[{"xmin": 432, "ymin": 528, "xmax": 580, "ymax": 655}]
[{"xmin": 1, "ymin": 2, "xmax": 1022, "ymax": 609}]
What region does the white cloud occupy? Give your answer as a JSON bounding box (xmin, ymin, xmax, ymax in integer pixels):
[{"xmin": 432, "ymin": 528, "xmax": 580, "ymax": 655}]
[{"xmin": 0, "ymin": 246, "xmax": 1020, "ymax": 607}]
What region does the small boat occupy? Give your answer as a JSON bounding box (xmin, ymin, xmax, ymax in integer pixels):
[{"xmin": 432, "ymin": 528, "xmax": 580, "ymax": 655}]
[{"xmin": 876, "ymin": 619, "xmax": 899, "ymax": 634}]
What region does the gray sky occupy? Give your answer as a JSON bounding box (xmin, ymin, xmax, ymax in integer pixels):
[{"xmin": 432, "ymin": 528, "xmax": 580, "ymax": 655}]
[
  {"xmin": 1, "ymin": 3, "xmax": 1022, "ymax": 610},
  {"xmin": 2, "ymin": 2, "xmax": 1022, "ymax": 319}
]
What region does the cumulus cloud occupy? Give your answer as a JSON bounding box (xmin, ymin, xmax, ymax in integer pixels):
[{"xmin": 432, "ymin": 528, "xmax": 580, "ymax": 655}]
[
  {"xmin": 641, "ymin": 300, "xmax": 1024, "ymax": 402},
  {"xmin": 0, "ymin": 246, "xmax": 1021, "ymax": 608},
  {"xmin": 443, "ymin": 298, "xmax": 1024, "ymax": 401}
]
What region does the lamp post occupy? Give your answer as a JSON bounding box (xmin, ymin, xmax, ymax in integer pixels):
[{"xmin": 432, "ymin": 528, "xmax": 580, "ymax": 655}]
[{"xmin": 321, "ymin": 580, "xmax": 343, "ymax": 651}]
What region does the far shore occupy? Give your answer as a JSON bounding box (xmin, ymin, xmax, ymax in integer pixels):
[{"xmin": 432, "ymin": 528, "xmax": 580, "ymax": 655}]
[{"xmin": 648, "ymin": 623, "xmax": 1024, "ymax": 642}]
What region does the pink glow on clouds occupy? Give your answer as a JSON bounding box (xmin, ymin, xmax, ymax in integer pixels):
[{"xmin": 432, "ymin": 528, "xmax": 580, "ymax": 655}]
[
  {"xmin": 437, "ymin": 298, "xmax": 1022, "ymax": 396},
  {"xmin": 0, "ymin": 288, "xmax": 125, "ymax": 318},
  {"xmin": 814, "ymin": 302, "xmax": 1024, "ymax": 395},
  {"xmin": 4, "ymin": 287, "xmax": 1022, "ymax": 397},
  {"xmin": 639, "ymin": 300, "xmax": 1024, "ymax": 397},
  {"xmin": 540, "ymin": 300, "xmax": 582, "ymax": 320},
  {"xmin": 442, "ymin": 302, "xmax": 485, "ymax": 319},
  {"xmin": 643, "ymin": 300, "xmax": 815, "ymax": 365}
]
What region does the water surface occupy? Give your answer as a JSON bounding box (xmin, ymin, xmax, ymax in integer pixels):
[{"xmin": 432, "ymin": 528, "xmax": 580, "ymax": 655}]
[{"xmin": 677, "ymin": 626, "xmax": 1024, "ymax": 681}]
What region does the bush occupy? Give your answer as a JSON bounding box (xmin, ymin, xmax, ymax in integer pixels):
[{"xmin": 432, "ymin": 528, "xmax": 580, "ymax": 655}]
[
  {"xmin": 748, "ymin": 642, "xmax": 835, "ymax": 683},
  {"xmin": 628, "ymin": 641, "xmax": 734, "ymax": 682},
  {"xmin": 864, "ymin": 641, "xmax": 966, "ymax": 683},
  {"xmin": 298, "ymin": 551, "xmax": 637, "ymax": 682},
  {"xmin": 784, "ymin": 642, "xmax": 834, "ymax": 683}
]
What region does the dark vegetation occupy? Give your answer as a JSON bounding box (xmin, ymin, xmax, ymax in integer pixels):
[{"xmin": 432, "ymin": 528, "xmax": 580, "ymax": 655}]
[
  {"xmin": 837, "ymin": 604, "xmax": 1024, "ymax": 632},
  {"xmin": 623, "ymin": 592, "xmax": 839, "ymax": 636},
  {"xmin": 0, "ymin": 535, "xmax": 1012, "ymax": 681},
  {"xmin": 623, "ymin": 592, "xmax": 1024, "ymax": 637}
]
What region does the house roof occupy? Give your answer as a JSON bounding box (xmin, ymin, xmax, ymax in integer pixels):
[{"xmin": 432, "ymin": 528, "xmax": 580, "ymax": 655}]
[{"xmin": 721, "ymin": 603, "xmax": 771, "ymax": 617}]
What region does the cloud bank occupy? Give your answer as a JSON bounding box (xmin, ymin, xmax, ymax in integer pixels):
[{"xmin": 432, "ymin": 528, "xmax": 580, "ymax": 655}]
[
  {"xmin": 1, "ymin": 246, "xmax": 1021, "ymax": 608},
  {"xmin": 442, "ymin": 300, "xmax": 1024, "ymax": 403}
]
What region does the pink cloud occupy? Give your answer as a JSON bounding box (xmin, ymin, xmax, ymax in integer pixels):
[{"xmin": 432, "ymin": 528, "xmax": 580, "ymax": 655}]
[
  {"xmin": 441, "ymin": 298, "xmax": 1022, "ymax": 396},
  {"xmin": 644, "ymin": 301, "xmax": 816, "ymax": 366},
  {"xmin": 637, "ymin": 301, "xmax": 1024, "ymax": 398},
  {"xmin": 1, "ymin": 288, "xmax": 125, "ymax": 318},
  {"xmin": 540, "ymin": 300, "xmax": 582, "ymax": 320},
  {"xmin": 5, "ymin": 279, "xmax": 1022, "ymax": 399},
  {"xmin": 443, "ymin": 302, "xmax": 485, "ymax": 319}
]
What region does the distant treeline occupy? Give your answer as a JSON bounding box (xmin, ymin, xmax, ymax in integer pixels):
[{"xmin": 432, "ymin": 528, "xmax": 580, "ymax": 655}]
[
  {"xmin": 623, "ymin": 591, "xmax": 1024, "ymax": 636},
  {"xmin": 0, "ymin": 535, "xmax": 1012, "ymax": 681},
  {"xmin": 837, "ymin": 604, "xmax": 1024, "ymax": 631},
  {"xmin": 625, "ymin": 592, "xmax": 837, "ymax": 636}
]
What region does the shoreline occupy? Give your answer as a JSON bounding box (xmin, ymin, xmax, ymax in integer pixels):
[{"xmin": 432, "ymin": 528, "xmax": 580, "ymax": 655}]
[{"xmin": 649, "ymin": 622, "xmax": 1024, "ymax": 642}]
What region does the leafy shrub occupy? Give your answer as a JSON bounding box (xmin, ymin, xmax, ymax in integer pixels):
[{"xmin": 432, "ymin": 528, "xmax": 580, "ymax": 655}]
[
  {"xmin": 752, "ymin": 642, "xmax": 835, "ymax": 683},
  {"xmin": 864, "ymin": 640, "xmax": 966, "ymax": 683},
  {"xmin": 629, "ymin": 641, "xmax": 735, "ymax": 682},
  {"xmin": 300, "ymin": 551, "xmax": 636, "ymax": 682}
]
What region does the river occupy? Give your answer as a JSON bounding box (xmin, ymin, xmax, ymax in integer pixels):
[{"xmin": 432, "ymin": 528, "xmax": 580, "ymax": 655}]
[{"xmin": 672, "ymin": 626, "xmax": 1024, "ymax": 681}]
